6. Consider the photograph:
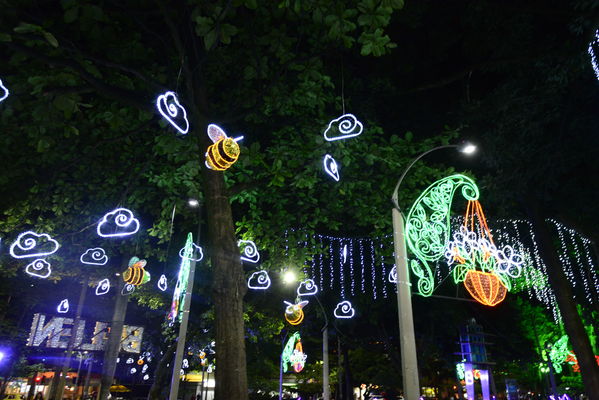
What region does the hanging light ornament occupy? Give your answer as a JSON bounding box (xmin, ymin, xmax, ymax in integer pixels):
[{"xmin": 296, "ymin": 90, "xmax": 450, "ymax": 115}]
[
  {"xmin": 205, "ymin": 124, "xmax": 243, "ymax": 171},
  {"xmin": 283, "ymin": 300, "xmax": 309, "ymax": 325},
  {"xmin": 123, "ymin": 257, "xmax": 151, "ymax": 286}
]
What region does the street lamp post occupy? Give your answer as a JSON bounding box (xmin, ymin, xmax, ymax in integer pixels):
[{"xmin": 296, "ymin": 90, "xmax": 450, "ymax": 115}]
[{"xmin": 391, "ymin": 143, "xmax": 476, "ymax": 400}]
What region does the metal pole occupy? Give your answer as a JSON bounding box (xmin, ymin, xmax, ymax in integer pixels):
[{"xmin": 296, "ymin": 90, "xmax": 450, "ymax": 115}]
[
  {"xmin": 323, "ymin": 326, "xmax": 330, "ymax": 400},
  {"xmin": 82, "ymin": 356, "xmax": 92, "ymax": 400},
  {"xmin": 392, "ymin": 208, "xmax": 420, "ymax": 399},
  {"xmin": 168, "ymin": 255, "xmax": 198, "ymax": 400}
]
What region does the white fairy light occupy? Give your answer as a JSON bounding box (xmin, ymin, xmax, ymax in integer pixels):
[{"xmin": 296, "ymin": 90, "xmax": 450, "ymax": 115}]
[
  {"xmin": 588, "ymin": 29, "xmax": 599, "ymax": 81},
  {"xmin": 157, "ymin": 274, "xmax": 168, "ymax": 291},
  {"xmin": 323, "ymin": 114, "xmax": 363, "ymax": 141},
  {"xmin": 323, "ymin": 154, "xmax": 340, "ymax": 182},
  {"xmin": 10, "ymin": 231, "xmax": 60, "ymax": 259},
  {"xmin": 334, "ymin": 300, "xmax": 355, "ymax": 319},
  {"xmin": 80, "ymin": 248, "xmax": 109, "ymax": 265},
  {"xmin": 178, "ymin": 242, "xmax": 203, "ymax": 262},
  {"xmin": 95, "ymin": 279, "xmax": 110, "ymax": 296},
  {"xmin": 247, "ymin": 270, "xmax": 271, "ymax": 290},
  {"xmin": 156, "ymin": 91, "xmax": 189, "ymax": 134},
  {"xmin": 97, "ymin": 208, "xmax": 140, "ymax": 238},
  {"xmin": 239, "ymin": 240, "xmax": 260, "ymax": 263},
  {"xmin": 0, "ymin": 79, "xmax": 9, "ymax": 103},
  {"xmin": 25, "ymin": 259, "xmax": 52, "ymax": 278},
  {"xmin": 379, "ymin": 242, "xmax": 387, "ymax": 298},
  {"xmin": 57, "ymin": 299, "xmax": 69, "ymax": 314},
  {"xmin": 297, "ymin": 279, "xmax": 318, "ymax": 296}
]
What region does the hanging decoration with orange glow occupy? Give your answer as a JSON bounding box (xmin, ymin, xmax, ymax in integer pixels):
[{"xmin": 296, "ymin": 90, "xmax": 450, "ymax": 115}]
[
  {"xmin": 283, "ymin": 300, "xmax": 309, "ymax": 325},
  {"xmin": 205, "ymin": 124, "xmax": 242, "ymax": 171},
  {"xmin": 281, "ymin": 332, "xmax": 307, "ymax": 373},
  {"xmin": 445, "ymin": 200, "xmax": 523, "ymax": 306}
]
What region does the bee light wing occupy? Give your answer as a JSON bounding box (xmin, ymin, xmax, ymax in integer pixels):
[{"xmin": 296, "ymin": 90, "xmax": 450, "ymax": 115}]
[
  {"xmin": 298, "ymin": 300, "xmax": 309, "ymax": 308},
  {"xmin": 207, "ymin": 124, "xmax": 227, "ymax": 143}
]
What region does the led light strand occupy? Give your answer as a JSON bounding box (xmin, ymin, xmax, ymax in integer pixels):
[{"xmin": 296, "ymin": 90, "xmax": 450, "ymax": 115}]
[
  {"xmin": 239, "ymin": 240, "xmax": 260, "ymax": 263},
  {"xmin": 297, "ymin": 279, "xmax": 318, "ymax": 296},
  {"xmin": 157, "ymin": 274, "xmax": 168, "ymax": 292},
  {"xmin": 169, "ymin": 233, "xmax": 193, "ymax": 324},
  {"xmin": 156, "ymin": 91, "xmax": 189, "ymax": 134},
  {"xmin": 25, "ymin": 259, "xmax": 52, "ymax": 279},
  {"xmin": 95, "ymin": 279, "xmax": 110, "ymax": 296},
  {"xmin": 380, "ymin": 242, "xmax": 387, "ymax": 298},
  {"xmin": 334, "ymin": 300, "xmax": 355, "ymax": 319},
  {"xmin": 339, "ymin": 240, "xmax": 346, "ymax": 299},
  {"xmin": 323, "ymin": 114, "xmax": 363, "ymax": 141},
  {"xmin": 589, "ymin": 29, "xmax": 599, "ymax": 81},
  {"xmin": 57, "ymin": 299, "xmax": 69, "ymax": 314},
  {"xmin": 329, "ymin": 239, "xmax": 335, "ymax": 290},
  {"xmin": 318, "ymin": 237, "xmax": 324, "ymax": 292},
  {"xmin": 247, "ymin": 270, "xmax": 271, "ymax": 290},
  {"xmin": 370, "ymin": 239, "xmax": 377, "ymax": 300},
  {"xmin": 359, "ymin": 239, "xmax": 365, "ymax": 293},
  {"xmin": 10, "ymin": 231, "xmax": 60, "ymax": 259},
  {"xmin": 80, "ymin": 248, "xmax": 108, "ymax": 265},
  {"xmin": 97, "ymin": 208, "xmax": 140, "ymax": 238},
  {"xmin": 348, "ymin": 242, "xmax": 355, "ymax": 296},
  {"xmin": 0, "ymin": 79, "xmax": 8, "ymax": 103}
]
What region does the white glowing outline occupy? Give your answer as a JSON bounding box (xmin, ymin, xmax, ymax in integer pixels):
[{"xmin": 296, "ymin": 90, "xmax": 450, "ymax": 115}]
[
  {"xmin": 342, "ymin": 244, "xmax": 348, "ymax": 264},
  {"xmin": 334, "ymin": 300, "xmax": 355, "ymax": 319},
  {"xmin": 156, "ymin": 91, "xmax": 189, "ymax": 134},
  {"xmin": 142, "ymin": 364, "xmax": 148, "ymax": 373},
  {"xmin": 323, "ymin": 113, "xmax": 363, "ymax": 141},
  {"xmin": 589, "ymin": 29, "xmax": 599, "ymax": 81},
  {"xmin": 95, "ymin": 279, "xmax": 110, "ymax": 296},
  {"xmin": 0, "ymin": 79, "xmax": 8, "ymax": 103},
  {"xmin": 323, "ymin": 154, "xmax": 340, "ymax": 182},
  {"xmin": 10, "ymin": 231, "xmax": 60, "ymax": 259},
  {"xmin": 388, "ymin": 266, "xmax": 397, "ymax": 283},
  {"xmin": 25, "ymin": 259, "xmax": 52, "ymax": 278},
  {"xmin": 178, "ymin": 243, "xmax": 204, "ymax": 262},
  {"xmin": 297, "ymin": 279, "xmax": 318, "ymax": 296},
  {"xmin": 143, "ymin": 374, "xmax": 149, "ymax": 381},
  {"xmin": 80, "ymin": 247, "xmax": 109, "ymax": 265},
  {"xmin": 238, "ymin": 240, "xmax": 260, "ymax": 263},
  {"xmin": 182, "ymin": 359, "xmax": 189, "ymax": 368},
  {"xmin": 157, "ymin": 274, "xmax": 168, "ymax": 291},
  {"xmin": 130, "ymin": 368, "xmax": 137, "ymax": 374},
  {"xmin": 284, "ymin": 300, "xmax": 309, "ymax": 314},
  {"xmin": 57, "ymin": 299, "xmax": 69, "ymax": 314},
  {"xmin": 97, "ymin": 208, "xmax": 140, "ymax": 238},
  {"xmin": 122, "ymin": 283, "xmax": 135, "ymax": 295},
  {"xmin": 247, "ymin": 270, "xmax": 271, "ymax": 290},
  {"xmin": 126, "ymin": 358, "xmax": 134, "ymax": 364}
]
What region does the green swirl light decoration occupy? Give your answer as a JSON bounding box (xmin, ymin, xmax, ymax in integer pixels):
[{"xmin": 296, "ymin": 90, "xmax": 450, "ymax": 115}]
[
  {"xmin": 405, "ymin": 174, "xmax": 479, "ymax": 296},
  {"xmin": 548, "ymin": 334, "xmax": 570, "ymax": 374}
]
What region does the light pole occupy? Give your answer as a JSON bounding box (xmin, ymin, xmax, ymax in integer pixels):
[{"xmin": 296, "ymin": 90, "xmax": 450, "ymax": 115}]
[{"xmin": 391, "ymin": 142, "xmax": 476, "ymax": 400}]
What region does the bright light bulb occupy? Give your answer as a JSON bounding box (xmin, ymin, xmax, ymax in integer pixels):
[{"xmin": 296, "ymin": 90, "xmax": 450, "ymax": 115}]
[
  {"xmin": 283, "ymin": 270, "xmax": 296, "ymax": 284},
  {"xmin": 458, "ymin": 143, "xmax": 477, "ymax": 155},
  {"xmin": 188, "ymin": 198, "xmax": 199, "ymax": 207}
]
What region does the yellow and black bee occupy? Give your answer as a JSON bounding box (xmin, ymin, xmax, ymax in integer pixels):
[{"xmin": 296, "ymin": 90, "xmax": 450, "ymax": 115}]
[
  {"xmin": 123, "ymin": 257, "xmax": 150, "ymax": 286},
  {"xmin": 205, "ymin": 124, "xmax": 242, "ymax": 171}
]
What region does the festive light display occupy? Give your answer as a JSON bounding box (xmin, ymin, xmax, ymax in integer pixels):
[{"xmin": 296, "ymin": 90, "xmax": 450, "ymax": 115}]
[
  {"xmin": 548, "ymin": 335, "xmax": 570, "ymax": 374},
  {"xmin": 156, "ymin": 91, "xmax": 189, "ymax": 134},
  {"xmin": 323, "ymin": 114, "xmax": 363, "ymax": 141},
  {"xmin": 157, "ymin": 274, "xmax": 168, "ymax": 291},
  {"xmin": 463, "ymin": 270, "xmax": 507, "ymax": 306},
  {"xmin": 297, "ymin": 279, "xmax": 318, "ymax": 296},
  {"xmin": 182, "ymin": 359, "xmax": 189, "ymax": 368},
  {"xmin": 284, "ymin": 300, "xmax": 309, "ymax": 325},
  {"xmin": 566, "ymin": 351, "xmax": 599, "ymax": 373},
  {"xmin": 178, "ymin": 242, "xmax": 203, "ymax": 262},
  {"xmin": 388, "ymin": 265, "xmax": 397, "ymax": 283},
  {"xmin": 169, "ymin": 233, "xmax": 194, "ymax": 323},
  {"xmin": 10, "ymin": 231, "xmax": 60, "ymax": 259},
  {"xmin": 95, "ymin": 279, "xmax": 110, "ymax": 296},
  {"xmin": 57, "ymin": 299, "xmax": 69, "ymax": 314},
  {"xmin": 126, "ymin": 358, "xmax": 134, "ymax": 364},
  {"xmin": 456, "ymin": 362, "xmax": 465, "ymax": 380},
  {"xmin": 247, "ymin": 270, "xmax": 271, "ymax": 290},
  {"xmin": 80, "ymin": 248, "xmax": 108, "ymax": 265},
  {"xmin": 405, "ymin": 174, "xmax": 479, "ymax": 296},
  {"xmin": 334, "ymin": 300, "xmax": 355, "ymax": 319},
  {"xmin": 0, "ymin": 79, "xmax": 8, "ymax": 103},
  {"xmin": 25, "ymin": 259, "xmax": 52, "ymax": 278},
  {"xmin": 589, "ymin": 29, "xmax": 599, "ymax": 81},
  {"xmin": 205, "ymin": 124, "xmax": 241, "ymax": 171},
  {"xmin": 281, "ymin": 332, "xmax": 307, "ymax": 373},
  {"xmin": 97, "ymin": 208, "xmax": 140, "ymax": 238},
  {"xmin": 122, "ymin": 283, "xmax": 135, "ymax": 295},
  {"xmin": 323, "ymin": 154, "xmax": 340, "ymax": 182},
  {"xmin": 123, "ymin": 257, "xmax": 150, "ymax": 286},
  {"xmin": 238, "ymin": 240, "xmax": 260, "ymax": 263}
]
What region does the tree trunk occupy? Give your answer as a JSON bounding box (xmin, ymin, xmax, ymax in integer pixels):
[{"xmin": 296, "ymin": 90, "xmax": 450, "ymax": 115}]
[
  {"xmin": 99, "ymin": 279, "xmax": 130, "ymax": 400},
  {"xmin": 528, "ymin": 203, "xmax": 599, "ymax": 399},
  {"xmin": 202, "ymin": 166, "xmax": 248, "ymax": 400},
  {"xmin": 147, "ymin": 341, "xmax": 177, "ymax": 400}
]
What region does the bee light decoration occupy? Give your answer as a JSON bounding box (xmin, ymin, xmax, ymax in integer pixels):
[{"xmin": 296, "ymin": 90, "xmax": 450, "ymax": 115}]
[
  {"xmin": 205, "ymin": 124, "xmax": 243, "ymax": 171},
  {"xmin": 283, "ymin": 299, "xmax": 309, "ymax": 325},
  {"xmin": 123, "ymin": 257, "xmax": 150, "ymax": 286}
]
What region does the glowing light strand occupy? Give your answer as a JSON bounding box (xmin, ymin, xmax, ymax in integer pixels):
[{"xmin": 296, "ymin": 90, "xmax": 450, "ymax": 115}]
[
  {"xmin": 334, "ymin": 300, "xmax": 355, "ymax": 319},
  {"xmin": 323, "ymin": 154, "xmax": 340, "ymax": 181},
  {"xmin": 95, "ymin": 279, "xmax": 110, "ymax": 296},
  {"xmin": 156, "ymin": 91, "xmax": 189, "ymax": 134},
  {"xmin": 57, "ymin": 299, "xmax": 69, "ymax": 314},
  {"xmin": 10, "ymin": 231, "xmax": 60, "ymax": 259},
  {"xmin": 97, "ymin": 208, "xmax": 140, "ymax": 238},
  {"xmin": 169, "ymin": 233, "xmax": 193, "ymax": 324},
  {"xmin": 297, "ymin": 279, "xmax": 318, "ymax": 296},
  {"xmin": 0, "ymin": 79, "xmax": 9, "ymax": 103},
  {"xmin": 588, "ymin": 29, "xmax": 599, "ymax": 81},
  {"xmin": 323, "ymin": 114, "xmax": 363, "ymax": 141},
  {"xmin": 239, "ymin": 240, "xmax": 260, "ymax": 263},
  {"xmin": 25, "ymin": 259, "xmax": 52, "ymax": 278},
  {"xmin": 247, "ymin": 270, "xmax": 271, "ymax": 290},
  {"xmin": 157, "ymin": 274, "xmax": 168, "ymax": 291},
  {"xmin": 80, "ymin": 248, "xmax": 109, "ymax": 266}
]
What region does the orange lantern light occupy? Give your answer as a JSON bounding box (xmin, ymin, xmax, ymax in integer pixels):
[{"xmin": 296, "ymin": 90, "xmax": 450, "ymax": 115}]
[{"xmin": 463, "ymin": 270, "xmax": 507, "ymax": 306}]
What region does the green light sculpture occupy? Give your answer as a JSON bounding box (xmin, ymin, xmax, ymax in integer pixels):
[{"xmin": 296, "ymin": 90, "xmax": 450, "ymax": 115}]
[
  {"xmin": 548, "ymin": 334, "xmax": 570, "ymax": 374},
  {"xmin": 405, "ymin": 174, "xmax": 479, "ymax": 296},
  {"xmin": 281, "ymin": 331, "xmax": 306, "ymax": 373},
  {"xmin": 168, "ymin": 233, "xmax": 193, "ymax": 323}
]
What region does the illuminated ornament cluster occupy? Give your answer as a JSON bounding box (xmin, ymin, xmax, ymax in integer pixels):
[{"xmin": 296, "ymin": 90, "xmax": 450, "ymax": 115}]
[
  {"xmin": 589, "ymin": 29, "xmax": 599, "ymax": 81},
  {"xmin": 10, "ymin": 231, "xmax": 60, "ymax": 259},
  {"xmin": 284, "ymin": 300, "xmax": 308, "ymax": 325},
  {"xmin": 281, "ymin": 332, "xmax": 306, "ymax": 373},
  {"xmin": 205, "ymin": 124, "xmax": 242, "ymax": 171},
  {"xmin": 238, "ymin": 240, "xmax": 260, "ymax": 263},
  {"xmin": 0, "ymin": 79, "xmax": 9, "ymax": 103},
  {"xmin": 333, "ymin": 300, "xmax": 355, "ymax": 319},
  {"xmin": 296, "ymin": 279, "xmax": 318, "ymax": 296},
  {"xmin": 80, "ymin": 247, "xmax": 108, "ymax": 265},
  {"xmin": 323, "ymin": 154, "xmax": 340, "ymax": 181},
  {"xmin": 156, "ymin": 91, "xmax": 189, "ymax": 134},
  {"xmin": 95, "ymin": 279, "xmax": 110, "ymax": 296},
  {"xmin": 405, "ymin": 174, "xmax": 479, "ymax": 296},
  {"xmin": 566, "ymin": 351, "xmax": 599, "ymax": 373},
  {"xmin": 323, "ymin": 114, "xmax": 363, "ymax": 141},
  {"xmin": 25, "ymin": 259, "xmax": 52, "ymax": 279},
  {"xmin": 247, "ymin": 271, "xmax": 271, "ymax": 290},
  {"xmin": 123, "ymin": 257, "xmax": 150, "ymax": 286},
  {"xmin": 97, "ymin": 208, "xmax": 140, "ymax": 238},
  {"xmin": 169, "ymin": 233, "xmax": 196, "ymax": 323},
  {"xmin": 547, "ymin": 335, "xmax": 570, "ymax": 374},
  {"xmin": 57, "ymin": 299, "xmax": 69, "ymax": 314},
  {"xmin": 157, "ymin": 274, "xmax": 168, "ymax": 291}
]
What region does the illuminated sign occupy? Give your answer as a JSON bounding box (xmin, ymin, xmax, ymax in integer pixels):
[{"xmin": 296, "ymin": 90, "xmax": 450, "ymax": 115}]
[{"xmin": 26, "ymin": 313, "xmax": 143, "ymax": 353}]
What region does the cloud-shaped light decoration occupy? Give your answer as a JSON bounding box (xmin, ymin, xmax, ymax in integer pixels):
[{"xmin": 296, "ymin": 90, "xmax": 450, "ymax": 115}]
[
  {"xmin": 388, "ymin": 266, "xmax": 397, "ymax": 283},
  {"xmin": 157, "ymin": 274, "xmax": 168, "ymax": 291},
  {"xmin": 178, "ymin": 242, "xmax": 203, "ymax": 262},
  {"xmin": 57, "ymin": 299, "xmax": 69, "ymax": 314},
  {"xmin": 296, "ymin": 279, "xmax": 318, "ymax": 296},
  {"xmin": 80, "ymin": 247, "xmax": 109, "ymax": 265},
  {"xmin": 0, "ymin": 79, "xmax": 8, "ymax": 103},
  {"xmin": 238, "ymin": 240, "xmax": 260, "ymax": 263},
  {"xmin": 323, "ymin": 113, "xmax": 363, "ymax": 141},
  {"xmin": 121, "ymin": 283, "xmax": 135, "ymax": 295},
  {"xmin": 156, "ymin": 91, "xmax": 189, "ymax": 134},
  {"xmin": 97, "ymin": 208, "xmax": 140, "ymax": 238},
  {"xmin": 25, "ymin": 259, "xmax": 52, "ymax": 278},
  {"xmin": 323, "ymin": 154, "xmax": 340, "ymax": 182},
  {"xmin": 95, "ymin": 279, "xmax": 110, "ymax": 296},
  {"xmin": 247, "ymin": 270, "xmax": 271, "ymax": 290},
  {"xmin": 334, "ymin": 300, "xmax": 355, "ymax": 319},
  {"xmin": 10, "ymin": 231, "xmax": 60, "ymax": 259}
]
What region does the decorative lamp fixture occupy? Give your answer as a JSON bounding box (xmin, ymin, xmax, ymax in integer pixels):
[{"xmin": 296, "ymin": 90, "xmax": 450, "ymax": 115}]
[{"xmin": 205, "ymin": 124, "xmax": 242, "ymax": 171}]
